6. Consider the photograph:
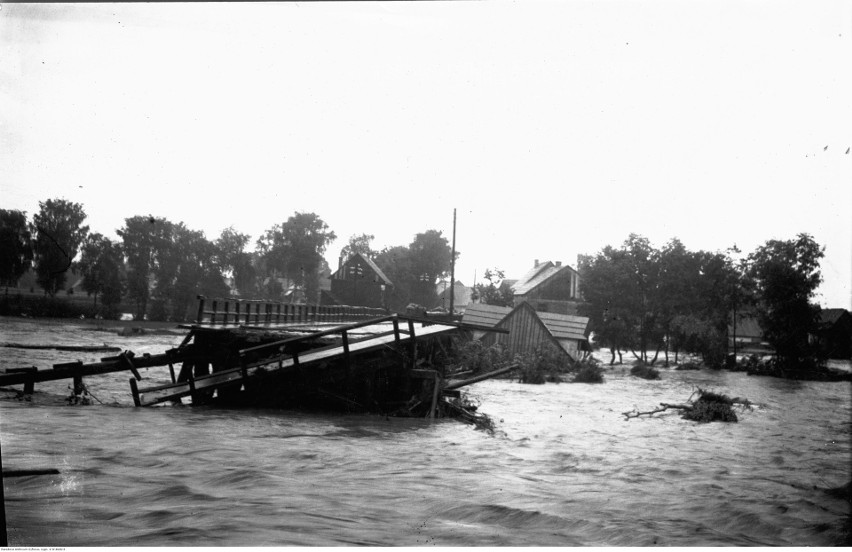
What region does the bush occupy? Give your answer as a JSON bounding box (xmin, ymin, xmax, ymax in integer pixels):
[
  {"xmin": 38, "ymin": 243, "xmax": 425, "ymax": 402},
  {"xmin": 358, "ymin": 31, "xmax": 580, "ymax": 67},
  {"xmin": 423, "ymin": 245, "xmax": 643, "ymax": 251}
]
[
  {"xmin": 515, "ymin": 344, "xmax": 569, "ymax": 384},
  {"xmin": 450, "ymin": 338, "xmax": 510, "ymax": 375},
  {"xmin": 675, "ymin": 361, "xmax": 701, "ymax": 371},
  {"xmin": 572, "ymin": 362, "xmax": 604, "ymax": 383},
  {"xmin": 682, "ymin": 391, "xmax": 738, "ymax": 423},
  {"xmin": 630, "ymin": 363, "xmax": 660, "ymax": 380}
]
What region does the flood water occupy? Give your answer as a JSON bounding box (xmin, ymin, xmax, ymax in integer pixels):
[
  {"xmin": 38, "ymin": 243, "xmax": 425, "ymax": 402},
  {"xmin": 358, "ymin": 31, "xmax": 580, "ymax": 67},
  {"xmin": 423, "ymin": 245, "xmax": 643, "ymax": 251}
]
[{"xmin": 1, "ymin": 317, "xmax": 850, "ymax": 546}]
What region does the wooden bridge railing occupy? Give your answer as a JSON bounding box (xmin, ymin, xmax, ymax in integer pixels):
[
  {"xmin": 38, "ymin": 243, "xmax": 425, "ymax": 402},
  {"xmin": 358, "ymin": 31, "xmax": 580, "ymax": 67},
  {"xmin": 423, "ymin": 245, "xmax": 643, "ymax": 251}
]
[{"xmin": 194, "ymin": 296, "xmax": 387, "ymax": 326}]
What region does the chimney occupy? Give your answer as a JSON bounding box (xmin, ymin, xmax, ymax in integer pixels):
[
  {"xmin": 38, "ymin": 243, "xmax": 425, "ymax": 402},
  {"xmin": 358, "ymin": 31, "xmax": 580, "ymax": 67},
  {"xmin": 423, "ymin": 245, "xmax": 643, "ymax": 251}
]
[
  {"xmin": 534, "ymin": 259, "xmax": 539, "ymax": 268},
  {"xmin": 555, "ymin": 261, "xmax": 562, "ymax": 267}
]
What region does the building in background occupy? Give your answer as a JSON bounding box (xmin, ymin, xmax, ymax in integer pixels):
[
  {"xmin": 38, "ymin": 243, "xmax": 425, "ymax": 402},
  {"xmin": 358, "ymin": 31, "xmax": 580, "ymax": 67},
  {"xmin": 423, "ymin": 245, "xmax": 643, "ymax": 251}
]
[
  {"xmin": 511, "ymin": 259, "xmax": 581, "ymax": 315},
  {"xmin": 323, "ymin": 252, "xmax": 392, "ymax": 309}
]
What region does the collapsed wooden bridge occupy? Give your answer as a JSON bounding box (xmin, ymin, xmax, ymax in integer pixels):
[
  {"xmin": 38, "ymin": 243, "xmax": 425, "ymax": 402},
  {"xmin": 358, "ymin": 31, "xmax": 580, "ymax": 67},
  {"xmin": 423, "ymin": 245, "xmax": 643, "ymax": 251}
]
[{"xmin": 1, "ymin": 297, "xmax": 512, "ymax": 418}]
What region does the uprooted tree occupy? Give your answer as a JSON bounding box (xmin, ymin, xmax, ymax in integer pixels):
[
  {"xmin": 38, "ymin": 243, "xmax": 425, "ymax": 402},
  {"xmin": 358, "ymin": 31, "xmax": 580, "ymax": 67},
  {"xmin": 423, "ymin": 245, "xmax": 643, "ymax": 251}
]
[{"xmin": 623, "ymin": 388, "xmax": 755, "ymax": 423}]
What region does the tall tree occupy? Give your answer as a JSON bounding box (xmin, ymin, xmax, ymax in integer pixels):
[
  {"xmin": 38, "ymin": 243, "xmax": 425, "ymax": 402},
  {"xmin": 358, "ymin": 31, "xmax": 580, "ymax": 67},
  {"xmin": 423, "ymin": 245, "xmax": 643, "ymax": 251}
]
[
  {"xmin": 31, "ymin": 199, "xmax": 89, "ymax": 296},
  {"xmin": 407, "ymin": 229, "xmax": 455, "ymax": 307},
  {"xmin": 118, "ymin": 215, "xmax": 171, "ymax": 320},
  {"xmin": 77, "ymin": 233, "xmax": 124, "ymax": 317},
  {"xmin": 215, "ymin": 226, "xmax": 256, "ymax": 297},
  {"xmin": 340, "ymin": 233, "xmax": 376, "ymax": 261},
  {"xmin": 257, "ymin": 212, "xmax": 336, "ymax": 302},
  {"xmin": 373, "ymin": 245, "xmax": 414, "ymax": 311},
  {"xmin": 0, "ymin": 209, "xmax": 33, "ymax": 290},
  {"xmin": 475, "ymin": 268, "xmax": 514, "ymax": 307},
  {"xmin": 578, "ymin": 248, "xmax": 633, "ymax": 364},
  {"xmin": 746, "ymin": 233, "xmax": 825, "ymax": 373}
]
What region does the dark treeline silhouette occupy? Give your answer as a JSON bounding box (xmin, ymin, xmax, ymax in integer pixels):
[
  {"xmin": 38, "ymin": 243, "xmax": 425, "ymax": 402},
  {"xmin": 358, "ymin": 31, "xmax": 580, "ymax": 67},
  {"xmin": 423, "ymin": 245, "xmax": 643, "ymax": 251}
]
[
  {"xmin": 578, "ymin": 233, "xmax": 827, "ymax": 375},
  {"xmin": 0, "ymin": 200, "xmax": 455, "ymax": 321}
]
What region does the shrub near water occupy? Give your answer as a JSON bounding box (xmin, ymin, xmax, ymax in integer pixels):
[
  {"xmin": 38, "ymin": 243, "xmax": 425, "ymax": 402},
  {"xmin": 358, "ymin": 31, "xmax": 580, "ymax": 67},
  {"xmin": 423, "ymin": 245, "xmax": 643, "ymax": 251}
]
[
  {"xmin": 630, "ymin": 363, "xmax": 660, "ymax": 380},
  {"xmin": 571, "ymin": 358, "xmax": 605, "ymax": 383},
  {"xmin": 515, "ymin": 344, "xmax": 567, "ymax": 384}
]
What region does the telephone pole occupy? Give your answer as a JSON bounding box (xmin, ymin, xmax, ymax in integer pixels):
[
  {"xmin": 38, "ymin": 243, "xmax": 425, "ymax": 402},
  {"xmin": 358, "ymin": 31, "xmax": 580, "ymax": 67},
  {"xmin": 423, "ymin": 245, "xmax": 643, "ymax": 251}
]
[{"xmin": 449, "ymin": 208, "xmax": 456, "ymax": 314}]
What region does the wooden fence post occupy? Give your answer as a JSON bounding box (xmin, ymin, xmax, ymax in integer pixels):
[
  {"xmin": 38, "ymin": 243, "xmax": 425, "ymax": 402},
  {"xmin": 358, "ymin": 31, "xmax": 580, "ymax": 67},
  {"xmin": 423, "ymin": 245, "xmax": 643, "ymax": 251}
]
[{"xmin": 196, "ymin": 296, "xmax": 205, "ymax": 324}]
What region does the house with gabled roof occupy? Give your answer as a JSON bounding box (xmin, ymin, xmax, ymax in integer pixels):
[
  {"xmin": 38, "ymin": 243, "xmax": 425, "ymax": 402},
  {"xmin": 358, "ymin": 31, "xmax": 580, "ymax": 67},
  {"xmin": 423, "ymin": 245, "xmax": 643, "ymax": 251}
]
[
  {"xmin": 322, "ymin": 252, "xmax": 393, "ymax": 309},
  {"xmin": 433, "ymin": 280, "xmax": 474, "ymax": 313},
  {"xmin": 462, "ymin": 301, "xmax": 590, "ymax": 361},
  {"xmin": 814, "ymin": 308, "xmax": 852, "ymax": 359},
  {"xmin": 511, "ymin": 259, "xmax": 581, "ymax": 315}
]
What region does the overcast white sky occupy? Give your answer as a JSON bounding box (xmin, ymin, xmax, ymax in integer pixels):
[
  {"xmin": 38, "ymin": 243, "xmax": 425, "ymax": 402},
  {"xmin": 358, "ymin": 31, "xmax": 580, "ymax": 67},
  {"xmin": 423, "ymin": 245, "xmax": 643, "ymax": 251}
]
[{"xmin": 2, "ymin": 2, "xmax": 850, "ymax": 307}]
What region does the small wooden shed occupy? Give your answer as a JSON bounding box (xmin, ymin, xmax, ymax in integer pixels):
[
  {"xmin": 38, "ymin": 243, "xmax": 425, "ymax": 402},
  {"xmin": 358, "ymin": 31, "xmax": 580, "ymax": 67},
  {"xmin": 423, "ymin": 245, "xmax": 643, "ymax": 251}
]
[{"xmin": 463, "ymin": 302, "xmax": 590, "ymax": 361}]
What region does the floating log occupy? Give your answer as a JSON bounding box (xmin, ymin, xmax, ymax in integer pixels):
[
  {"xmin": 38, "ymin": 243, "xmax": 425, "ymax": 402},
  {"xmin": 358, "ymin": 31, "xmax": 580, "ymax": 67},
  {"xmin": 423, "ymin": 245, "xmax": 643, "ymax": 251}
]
[
  {"xmin": 2, "ymin": 469, "xmax": 60, "ymax": 477},
  {"xmin": 2, "ymin": 344, "xmax": 122, "ymax": 352}
]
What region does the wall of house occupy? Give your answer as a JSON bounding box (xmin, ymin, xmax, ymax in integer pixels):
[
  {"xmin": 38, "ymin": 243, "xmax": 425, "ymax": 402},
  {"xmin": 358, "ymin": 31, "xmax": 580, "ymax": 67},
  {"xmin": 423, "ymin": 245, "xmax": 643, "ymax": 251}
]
[
  {"xmin": 483, "ymin": 304, "xmax": 560, "ymax": 357},
  {"xmin": 557, "ymin": 338, "xmax": 580, "ymax": 360}
]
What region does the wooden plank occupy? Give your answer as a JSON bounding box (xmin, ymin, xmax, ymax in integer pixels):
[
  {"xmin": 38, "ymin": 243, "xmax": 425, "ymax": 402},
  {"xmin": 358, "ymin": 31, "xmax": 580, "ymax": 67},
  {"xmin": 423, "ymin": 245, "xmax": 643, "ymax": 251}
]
[{"xmin": 444, "ymin": 364, "xmax": 520, "ymax": 390}]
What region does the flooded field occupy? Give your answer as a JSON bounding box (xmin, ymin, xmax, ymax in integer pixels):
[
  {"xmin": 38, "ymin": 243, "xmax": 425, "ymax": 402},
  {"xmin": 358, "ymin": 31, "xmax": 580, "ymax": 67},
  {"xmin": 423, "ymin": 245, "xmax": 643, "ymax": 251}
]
[{"xmin": 1, "ymin": 316, "xmax": 850, "ymax": 545}]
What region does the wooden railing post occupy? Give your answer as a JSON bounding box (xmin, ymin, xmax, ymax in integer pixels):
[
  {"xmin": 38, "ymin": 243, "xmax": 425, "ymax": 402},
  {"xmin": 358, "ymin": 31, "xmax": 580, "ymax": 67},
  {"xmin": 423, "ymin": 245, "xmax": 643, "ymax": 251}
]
[
  {"xmin": 196, "ymin": 296, "xmax": 206, "ymax": 324},
  {"xmin": 224, "ymin": 300, "xmax": 230, "ymax": 325},
  {"xmin": 234, "ymin": 301, "xmax": 241, "ymax": 326},
  {"xmin": 408, "ymin": 319, "xmax": 417, "ymax": 371},
  {"xmin": 255, "ymin": 302, "xmax": 261, "ymax": 325},
  {"xmin": 276, "ymin": 304, "xmax": 282, "ymax": 324},
  {"xmin": 341, "ymin": 329, "xmax": 352, "ymax": 387},
  {"xmin": 211, "ymin": 300, "xmax": 218, "ymax": 325},
  {"xmin": 393, "ymin": 317, "xmax": 401, "ymax": 347},
  {"xmin": 130, "ymin": 378, "xmax": 141, "ymax": 407}
]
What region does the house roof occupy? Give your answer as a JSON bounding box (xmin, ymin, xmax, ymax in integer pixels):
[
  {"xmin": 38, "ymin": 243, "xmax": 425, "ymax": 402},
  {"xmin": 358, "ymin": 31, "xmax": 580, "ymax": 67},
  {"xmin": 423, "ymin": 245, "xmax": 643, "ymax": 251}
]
[
  {"xmin": 461, "ymin": 303, "xmax": 512, "ymax": 327},
  {"xmin": 331, "ymin": 253, "xmax": 393, "ymax": 287},
  {"xmin": 731, "ymin": 316, "xmax": 762, "ymax": 338},
  {"xmin": 436, "ymin": 281, "xmax": 473, "ymax": 308},
  {"xmin": 463, "ymin": 302, "xmax": 590, "ymax": 342},
  {"xmin": 537, "ymin": 311, "xmax": 591, "ymax": 341},
  {"xmin": 511, "ymin": 261, "xmax": 577, "ymax": 296},
  {"xmin": 819, "ymin": 308, "xmax": 850, "ymax": 326}
]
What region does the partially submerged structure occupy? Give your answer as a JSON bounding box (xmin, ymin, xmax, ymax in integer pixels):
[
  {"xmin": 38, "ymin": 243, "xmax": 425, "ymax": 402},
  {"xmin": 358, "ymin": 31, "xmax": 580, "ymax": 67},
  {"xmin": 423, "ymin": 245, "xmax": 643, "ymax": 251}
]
[
  {"xmin": 0, "ymin": 297, "xmax": 509, "ymax": 419},
  {"xmin": 729, "ymin": 315, "xmax": 772, "ymax": 353},
  {"xmin": 463, "ymin": 302, "xmax": 590, "ymax": 361}
]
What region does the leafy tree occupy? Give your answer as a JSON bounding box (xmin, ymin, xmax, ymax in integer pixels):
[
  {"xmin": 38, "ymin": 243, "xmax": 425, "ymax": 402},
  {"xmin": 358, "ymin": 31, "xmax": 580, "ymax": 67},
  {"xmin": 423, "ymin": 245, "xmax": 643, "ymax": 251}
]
[
  {"xmin": 118, "ymin": 215, "xmax": 171, "ymax": 320},
  {"xmin": 77, "ymin": 233, "xmax": 124, "ymax": 317},
  {"xmin": 475, "ymin": 268, "xmax": 514, "ymax": 307},
  {"xmin": 0, "ymin": 209, "xmax": 33, "ymax": 289},
  {"xmin": 340, "ymin": 233, "xmax": 376, "ymax": 261},
  {"xmin": 746, "ymin": 233, "xmax": 825, "ymax": 373},
  {"xmin": 407, "ymin": 230, "xmax": 455, "ymax": 307},
  {"xmin": 146, "ymin": 221, "xmax": 230, "ymax": 321},
  {"xmin": 374, "ymin": 245, "xmax": 414, "ymax": 311},
  {"xmin": 578, "ymin": 249, "xmax": 633, "ymax": 364},
  {"xmin": 215, "ymin": 226, "xmax": 256, "ymax": 297},
  {"xmin": 257, "ymin": 212, "xmax": 336, "ymax": 303},
  {"xmin": 31, "ymin": 199, "xmax": 89, "ymax": 296}
]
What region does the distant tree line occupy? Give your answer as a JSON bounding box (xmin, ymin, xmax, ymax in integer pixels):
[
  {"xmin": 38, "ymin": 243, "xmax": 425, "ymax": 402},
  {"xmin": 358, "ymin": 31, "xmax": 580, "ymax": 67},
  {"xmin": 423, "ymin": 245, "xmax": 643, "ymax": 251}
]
[
  {"xmin": 578, "ymin": 233, "xmax": 826, "ymax": 374},
  {"xmin": 0, "ymin": 200, "xmax": 456, "ymax": 321}
]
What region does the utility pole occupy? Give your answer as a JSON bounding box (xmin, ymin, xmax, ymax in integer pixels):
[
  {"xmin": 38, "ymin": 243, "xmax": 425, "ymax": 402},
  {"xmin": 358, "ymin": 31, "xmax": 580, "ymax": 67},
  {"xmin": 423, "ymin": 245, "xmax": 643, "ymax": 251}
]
[{"xmin": 449, "ymin": 208, "xmax": 457, "ymax": 314}]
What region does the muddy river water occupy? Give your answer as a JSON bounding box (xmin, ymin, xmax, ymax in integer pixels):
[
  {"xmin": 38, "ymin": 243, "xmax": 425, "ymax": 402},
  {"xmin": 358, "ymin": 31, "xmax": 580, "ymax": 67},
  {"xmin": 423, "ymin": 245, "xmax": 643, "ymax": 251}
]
[{"xmin": 1, "ymin": 317, "xmax": 849, "ymax": 545}]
